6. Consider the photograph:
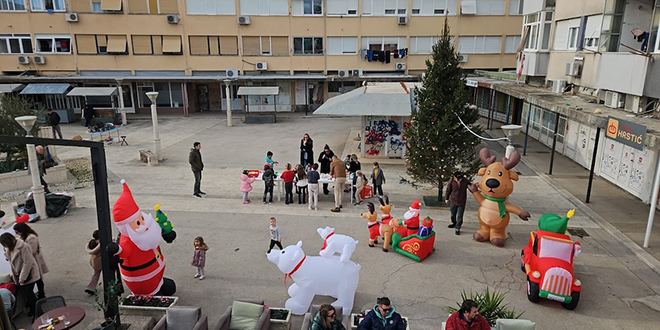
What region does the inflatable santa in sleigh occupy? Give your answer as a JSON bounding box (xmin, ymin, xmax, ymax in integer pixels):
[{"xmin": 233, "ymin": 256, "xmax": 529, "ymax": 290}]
[{"xmin": 391, "ymin": 201, "xmax": 436, "ymax": 262}]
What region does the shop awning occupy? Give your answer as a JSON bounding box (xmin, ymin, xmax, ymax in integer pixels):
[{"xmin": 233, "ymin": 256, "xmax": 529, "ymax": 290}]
[
  {"xmin": 0, "ymin": 84, "xmax": 24, "ymax": 93},
  {"xmin": 314, "ymin": 82, "xmax": 416, "ymax": 116},
  {"xmin": 237, "ymin": 86, "xmax": 280, "ymax": 96},
  {"xmin": 67, "ymin": 87, "xmax": 118, "ymax": 96},
  {"xmin": 20, "ymin": 83, "xmax": 70, "ymax": 95}
]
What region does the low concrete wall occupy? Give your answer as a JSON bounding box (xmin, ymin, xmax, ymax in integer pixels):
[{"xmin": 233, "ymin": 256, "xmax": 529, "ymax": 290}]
[{"xmin": 0, "ymin": 164, "xmax": 69, "ymax": 194}]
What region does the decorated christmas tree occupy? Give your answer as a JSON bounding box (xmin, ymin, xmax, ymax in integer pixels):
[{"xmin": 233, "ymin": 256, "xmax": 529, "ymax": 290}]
[{"xmin": 403, "ymin": 20, "xmax": 482, "ymax": 203}]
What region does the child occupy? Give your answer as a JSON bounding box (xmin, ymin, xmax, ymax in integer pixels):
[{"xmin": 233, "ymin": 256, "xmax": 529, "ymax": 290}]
[
  {"xmin": 268, "ymin": 217, "xmax": 283, "ymax": 253},
  {"xmin": 240, "ymin": 170, "xmax": 256, "ymax": 204},
  {"xmin": 307, "ymin": 163, "xmax": 321, "ymax": 210},
  {"xmin": 295, "ymin": 164, "xmax": 308, "ymax": 204},
  {"xmin": 263, "ymin": 164, "xmax": 275, "ymax": 204},
  {"xmin": 353, "ymin": 170, "xmax": 365, "ymax": 206},
  {"xmin": 370, "ymin": 161, "xmax": 386, "ymax": 197},
  {"xmin": 192, "ymin": 236, "xmax": 209, "ymax": 280},
  {"xmin": 84, "ymin": 230, "xmax": 101, "ymax": 295},
  {"xmin": 281, "ymin": 163, "xmax": 296, "ymax": 204},
  {"xmin": 264, "ymin": 151, "xmax": 279, "ymax": 167}
]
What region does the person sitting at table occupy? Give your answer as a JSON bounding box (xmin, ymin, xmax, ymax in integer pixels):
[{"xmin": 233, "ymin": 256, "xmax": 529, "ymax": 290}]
[{"xmin": 310, "ymin": 303, "xmax": 346, "ymax": 330}]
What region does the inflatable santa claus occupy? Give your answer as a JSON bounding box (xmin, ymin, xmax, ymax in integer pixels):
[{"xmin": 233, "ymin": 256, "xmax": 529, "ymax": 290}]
[
  {"xmin": 108, "ymin": 180, "xmax": 176, "ymax": 296},
  {"xmin": 401, "ymin": 200, "xmax": 421, "ymax": 237}
]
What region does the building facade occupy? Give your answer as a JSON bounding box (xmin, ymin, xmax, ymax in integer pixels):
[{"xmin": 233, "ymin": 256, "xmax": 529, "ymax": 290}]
[{"xmin": 0, "ymin": 0, "xmax": 523, "ymax": 115}]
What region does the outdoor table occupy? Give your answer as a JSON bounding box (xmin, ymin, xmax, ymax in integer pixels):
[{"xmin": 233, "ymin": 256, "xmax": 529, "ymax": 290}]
[
  {"xmin": 85, "ymin": 125, "xmax": 123, "ymax": 143},
  {"xmin": 32, "ymin": 306, "xmax": 85, "ymax": 330}
]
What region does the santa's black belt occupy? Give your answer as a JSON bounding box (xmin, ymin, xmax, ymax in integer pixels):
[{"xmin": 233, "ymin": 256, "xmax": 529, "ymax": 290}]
[
  {"xmin": 121, "ymin": 252, "xmax": 161, "ymax": 271},
  {"xmin": 407, "ymin": 226, "xmax": 419, "ymax": 230},
  {"xmin": 368, "ymin": 223, "xmax": 378, "ymax": 228}
]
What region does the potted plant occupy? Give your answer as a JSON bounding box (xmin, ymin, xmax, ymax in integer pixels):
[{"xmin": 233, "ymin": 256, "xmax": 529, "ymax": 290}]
[
  {"xmin": 446, "ymin": 287, "xmax": 524, "ymax": 329},
  {"xmin": 269, "ymin": 307, "xmax": 292, "ymax": 330},
  {"xmin": 92, "ymin": 279, "xmax": 123, "ymax": 330},
  {"xmin": 119, "ymin": 294, "xmax": 179, "ymax": 320}
]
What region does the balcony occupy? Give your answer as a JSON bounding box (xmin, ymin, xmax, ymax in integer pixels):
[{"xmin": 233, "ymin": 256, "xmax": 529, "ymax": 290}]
[
  {"xmin": 522, "ymin": 51, "xmax": 550, "ymax": 76},
  {"xmin": 595, "ymin": 53, "xmax": 652, "ymax": 97}
]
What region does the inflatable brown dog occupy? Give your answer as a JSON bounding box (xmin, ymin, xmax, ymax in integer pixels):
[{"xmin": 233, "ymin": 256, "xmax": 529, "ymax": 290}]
[{"xmin": 468, "ymin": 149, "xmax": 530, "ymax": 247}]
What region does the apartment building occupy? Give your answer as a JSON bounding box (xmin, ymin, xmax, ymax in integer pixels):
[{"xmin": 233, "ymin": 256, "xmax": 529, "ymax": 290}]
[{"xmin": 0, "ymin": 0, "xmax": 523, "ymax": 116}]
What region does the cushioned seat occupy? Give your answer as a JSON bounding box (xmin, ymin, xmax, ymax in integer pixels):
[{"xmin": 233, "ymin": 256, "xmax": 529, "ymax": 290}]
[
  {"xmin": 153, "ymin": 306, "xmax": 208, "ymax": 330},
  {"xmin": 496, "ymin": 319, "xmax": 536, "ymax": 330},
  {"xmin": 300, "ymin": 305, "xmax": 350, "ymax": 330},
  {"xmin": 214, "ymin": 299, "xmax": 270, "ymax": 330}
]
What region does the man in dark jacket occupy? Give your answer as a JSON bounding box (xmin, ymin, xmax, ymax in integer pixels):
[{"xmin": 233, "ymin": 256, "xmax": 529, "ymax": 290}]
[
  {"xmin": 445, "ymin": 171, "xmax": 470, "ymax": 235},
  {"xmin": 188, "ymin": 142, "xmax": 205, "ymax": 198},
  {"xmin": 445, "ymin": 299, "xmax": 490, "ymax": 330},
  {"xmin": 35, "ymin": 145, "xmax": 51, "ymax": 194},
  {"xmin": 83, "ymin": 103, "xmax": 95, "ymax": 127},
  {"xmin": 357, "ymin": 297, "xmax": 405, "ymax": 330},
  {"xmin": 47, "ymin": 109, "xmax": 62, "ymax": 139},
  {"xmin": 318, "ymin": 144, "xmax": 334, "ymax": 194}
]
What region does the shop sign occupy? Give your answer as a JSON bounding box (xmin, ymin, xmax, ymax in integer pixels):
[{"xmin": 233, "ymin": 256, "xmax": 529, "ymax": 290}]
[
  {"xmin": 466, "ymin": 80, "xmax": 478, "ymax": 87},
  {"xmin": 606, "ymin": 116, "xmax": 646, "ymax": 151}
]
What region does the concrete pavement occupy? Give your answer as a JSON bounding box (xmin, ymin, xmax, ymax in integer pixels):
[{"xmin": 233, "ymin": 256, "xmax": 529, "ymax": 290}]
[{"xmin": 2, "ymin": 113, "xmax": 660, "ymax": 330}]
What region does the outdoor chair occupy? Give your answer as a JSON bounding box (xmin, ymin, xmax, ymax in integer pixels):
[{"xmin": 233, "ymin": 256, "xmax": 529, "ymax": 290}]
[
  {"xmin": 34, "ymin": 295, "xmax": 66, "ymax": 322},
  {"xmin": 300, "ymin": 305, "xmax": 350, "ymax": 330},
  {"xmin": 152, "ymin": 306, "xmax": 208, "ymax": 330},
  {"xmin": 214, "ymin": 299, "xmax": 270, "ymax": 330},
  {"xmin": 495, "ymin": 319, "xmax": 536, "ymax": 330}
]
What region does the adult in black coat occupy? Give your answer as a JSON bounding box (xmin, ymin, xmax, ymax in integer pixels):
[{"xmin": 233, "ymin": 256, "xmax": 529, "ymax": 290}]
[
  {"xmin": 84, "ymin": 103, "xmax": 95, "ymax": 127},
  {"xmin": 318, "ymin": 144, "xmax": 334, "ymax": 194},
  {"xmin": 357, "ymin": 297, "xmax": 405, "ymax": 330},
  {"xmin": 300, "ymin": 133, "xmax": 314, "ymax": 168}
]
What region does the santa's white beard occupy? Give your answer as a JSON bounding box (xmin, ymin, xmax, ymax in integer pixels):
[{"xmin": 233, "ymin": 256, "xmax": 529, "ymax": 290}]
[
  {"xmin": 126, "ymin": 212, "xmax": 162, "ymax": 251},
  {"xmin": 404, "ymin": 210, "xmax": 418, "ymax": 220}
]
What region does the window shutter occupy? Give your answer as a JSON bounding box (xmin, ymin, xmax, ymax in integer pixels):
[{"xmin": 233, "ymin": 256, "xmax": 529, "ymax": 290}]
[
  {"xmin": 242, "ymin": 36, "xmax": 260, "ymax": 55},
  {"xmin": 271, "ymin": 36, "xmax": 288, "ymax": 55},
  {"xmin": 70, "ymin": 0, "xmax": 91, "ymax": 12},
  {"xmin": 159, "ymin": 0, "xmax": 178, "ymax": 13},
  {"xmin": 162, "ymin": 36, "xmax": 181, "ymax": 53},
  {"xmin": 107, "ymin": 35, "xmax": 127, "ymax": 53},
  {"xmin": 483, "ymin": 36, "xmax": 501, "ymax": 53},
  {"xmin": 76, "ymin": 35, "xmax": 98, "ymax": 54},
  {"xmin": 189, "ymin": 36, "xmax": 209, "ymax": 55},
  {"xmin": 101, "ymin": 0, "xmax": 122, "ymax": 11},
  {"xmin": 209, "ymin": 37, "xmax": 220, "ymax": 55},
  {"xmin": 219, "ymin": 36, "xmax": 238, "ymax": 55},
  {"xmin": 128, "ymin": 0, "xmax": 147, "ymax": 13},
  {"xmin": 261, "ymin": 36, "xmax": 271, "ymax": 54},
  {"xmin": 132, "ymin": 35, "xmax": 153, "ymax": 54}
]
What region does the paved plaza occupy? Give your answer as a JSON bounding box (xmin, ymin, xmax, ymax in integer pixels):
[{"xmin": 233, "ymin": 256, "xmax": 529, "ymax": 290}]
[{"xmin": 3, "ymin": 114, "xmax": 660, "ymax": 330}]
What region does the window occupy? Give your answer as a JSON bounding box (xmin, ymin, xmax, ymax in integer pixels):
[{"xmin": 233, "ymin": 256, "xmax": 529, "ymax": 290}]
[
  {"xmin": 36, "ymin": 35, "xmax": 71, "ymax": 53},
  {"xmin": 77, "ymin": 35, "xmax": 128, "ymax": 54},
  {"xmin": 137, "ymin": 82, "xmax": 183, "ymax": 108},
  {"xmin": 0, "ymin": 0, "xmax": 27, "ymax": 11},
  {"xmin": 292, "ymin": 0, "xmax": 322, "ymax": 15},
  {"xmin": 30, "ymin": 0, "xmax": 65, "ymax": 11},
  {"xmin": 69, "ymin": 0, "xmax": 103, "ymax": 12},
  {"xmin": 509, "ymin": 0, "xmax": 523, "ymax": 15},
  {"xmin": 242, "ymin": 36, "xmax": 289, "ymax": 56},
  {"xmin": 361, "ymin": 36, "xmax": 405, "ymax": 51},
  {"xmin": 411, "ymin": 0, "xmax": 456, "ymax": 16},
  {"xmin": 476, "ymin": 0, "xmax": 504, "ymax": 15},
  {"xmin": 128, "ymin": 0, "xmax": 178, "ymax": 14},
  {"xmin": 409, "ymin": 36, "xmax": 438, "ymax": 54},
  {"xmin": 363, "ymin": 0, "xmax": 410, "ymax": 16},
  {"xmin": 0, "ymin": 34, "xmax": 32, "ymax": 53},
  {"xmin": 457, "ymin": 36, "xmax": 501, "ymax": 54},
  {"xmin": 567, "ymin": 27, "xmax": 578, "ymax": 49},
  {"xmin": 239, "ymin": 0, "xmax": 287, "ymax": 15},
  {"xmin": 189, "ymin": 36, "xmax": 238, "ymax": 55},
  {"xmin": 293, "ymin": 37, "xmax": 323, "ymax": 55},
  {"xmin": 504, "ymin": 35, "xmax": 521, "ymax": 53},
  {"xmin": 326, "ymin": 0, "xmax": 358, "ymax": 15},
  {"xmin": 523, "ymin": 11, "xmax": 552, "ymax": 51},
  {"xmin": 132, "ymin": 35, "xmax": 182, "ymax": 55},
  {"xmin": 327, "ymin": 37, "xmax": 358, "ymax": 54},
  {"xmin": 100, "ymin": 0, "xmax": 122, "ymax": 11}
]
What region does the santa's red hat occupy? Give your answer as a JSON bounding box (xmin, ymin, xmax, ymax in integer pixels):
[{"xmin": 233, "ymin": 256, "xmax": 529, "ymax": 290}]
[
  {"xmin": 409, "ymin": 200, "xmax": 421, "ymax": 211},
  {"xmin": 113, "ymin": 179, "xmax": 141, "ymax": 228}
]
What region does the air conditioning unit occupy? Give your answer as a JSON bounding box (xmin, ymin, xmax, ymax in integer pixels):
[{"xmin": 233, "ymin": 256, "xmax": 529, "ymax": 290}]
[
  {"xmin": 66, "ymin": 13, "xmax": 79, "ymax": 22},
  {"xmin": 395, "ymin": 63, "xmax": 406, "ymax": 71},
  {"xmin": 604, "ymin": 91, "xmax": 624, "ymax": 108},
  {"xmin": 34, "ymin": 55, "xmax": 46, "ymax": 65},
  {"xmin": 457, "ymin": 54, "xmax": 468, "ymax": 63},
  {"xmin": 225, "ymin": 69, "xmax": 239, "ymax": 78},
  {"xmin": 565, "ymin": 62, "xmax": 582, "ymax": 77},
  {"xmin": 238, "ymin": 16, "xmax": 251, "ymax": 25},
  {"xmin": 166, "ymin": 14, "xmax": 179, "ymax": 24},
  {"xmin": 256, "ymin": 62, "xmax": 267, "ymax": 70},
  {"xmin": 17, "ymin": 56, "xmax": 29, "ymax": 65},
  {"xmin": 552, "ymin": 79, "xmax": 567, "ymax": 94},
  {"xmin": 351, "ymin": 69, "xmax": 362, "ymax": 76},
  {"xmin": 338, "ymin": 70, "xmax": 350, "ymax": 78},
  {"xmin": 398, "ymin": 16, "xmax": 408, "ymax": 25}
]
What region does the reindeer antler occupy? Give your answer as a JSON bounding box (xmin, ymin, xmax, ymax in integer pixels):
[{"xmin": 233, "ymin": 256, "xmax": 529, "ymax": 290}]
[
  {"xmin": 384, "ymin": 195, "xmax": 390, "ymax": 205},
  {"xmin": 479, "ymin": 148, "xmax": 496, "ymax": 166},
  {"xmin": 502, "ymin": 150, "xmax": 521, "ymax": 170},
  {"xmin": 367, "ymin": 202, "xmax": 375, "ymax": 214},
  {"xmin": 378, "ymin": 196, "xmax": 385, "ymax": 206}
]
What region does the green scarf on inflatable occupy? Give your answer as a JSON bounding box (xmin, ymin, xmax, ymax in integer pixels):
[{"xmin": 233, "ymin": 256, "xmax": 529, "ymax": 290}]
[
  {"xmin": 483, "ymin": 195, "xmax": 507, "ymax": 218},
  {"xmin": 538, "ymin": 209, "xmax": 575, "ymax": 234}
]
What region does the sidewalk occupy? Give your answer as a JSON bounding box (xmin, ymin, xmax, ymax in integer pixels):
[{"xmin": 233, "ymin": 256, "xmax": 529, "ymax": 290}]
[{"xmin": 482, "ymin": 119, "xmax": 660, "ymax": 270}]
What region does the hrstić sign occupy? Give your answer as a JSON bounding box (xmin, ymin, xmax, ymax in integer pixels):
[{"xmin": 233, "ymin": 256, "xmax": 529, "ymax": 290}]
[{"xmin": 606, "ymin": 116, "xmax": 646, "ymax": 151}]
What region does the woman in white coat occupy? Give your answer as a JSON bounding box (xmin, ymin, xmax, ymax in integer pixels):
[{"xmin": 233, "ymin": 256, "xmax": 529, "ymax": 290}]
[
  {"xmin": 0, "ymin": 233, "xmax": 41, "ymax": 317},
  {"xmin": 14, "ymin": 223, "xmax": 49, "ymax": 299}
]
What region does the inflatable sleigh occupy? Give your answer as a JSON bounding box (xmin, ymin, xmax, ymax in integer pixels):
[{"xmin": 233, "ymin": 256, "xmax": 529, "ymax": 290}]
[{"xmin": 391, "ymin": 216, "xmax": 436, "ymax": 262}]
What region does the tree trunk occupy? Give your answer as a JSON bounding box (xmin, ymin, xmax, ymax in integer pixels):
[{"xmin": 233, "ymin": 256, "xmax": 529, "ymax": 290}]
[{"xmin": 437, "ymin": 180, "xmax": 443, "ymax": 202}]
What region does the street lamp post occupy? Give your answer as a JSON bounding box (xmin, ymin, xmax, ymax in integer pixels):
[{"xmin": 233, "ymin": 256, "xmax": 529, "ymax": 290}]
[
  {"xmin": 14, "ymin": 116, "xmax": 48, "ymax": 220},
  {"xmin": 223, "ymin": 79, "xmax": 233, "ymax": 127},
  {"xmin": 501, "ymin": 124, "xmax": 523, "ymax": 158},
  {"xmin": 146, "ymin": 92, "xmax": 161, "ymax": 161}
]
